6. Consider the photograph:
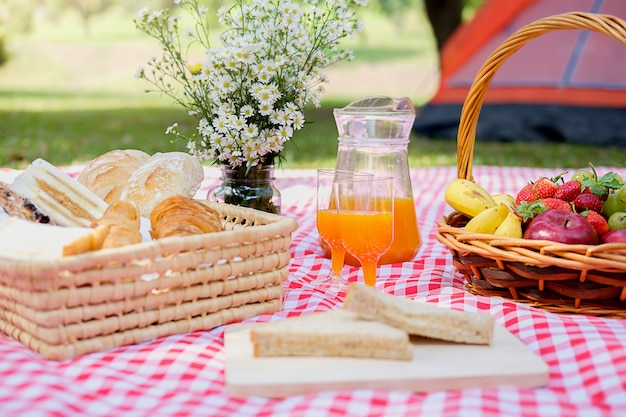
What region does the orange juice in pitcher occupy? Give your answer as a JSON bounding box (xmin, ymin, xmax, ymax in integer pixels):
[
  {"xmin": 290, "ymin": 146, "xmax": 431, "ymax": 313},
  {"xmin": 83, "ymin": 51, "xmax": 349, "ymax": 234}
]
[{"xmin": 321, "ymin": 95, "xmax": 421, "ymax": 266}]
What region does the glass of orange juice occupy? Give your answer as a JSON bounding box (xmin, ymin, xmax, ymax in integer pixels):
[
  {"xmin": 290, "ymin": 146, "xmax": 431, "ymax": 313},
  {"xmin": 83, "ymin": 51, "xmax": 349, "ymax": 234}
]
[
  {"xmin": 335, "ymin": 176, "xmax": 394, "ymax": 287},
  {"xmin": 316, "ymin": 169, "xmax": 372, "ymax": 291}
]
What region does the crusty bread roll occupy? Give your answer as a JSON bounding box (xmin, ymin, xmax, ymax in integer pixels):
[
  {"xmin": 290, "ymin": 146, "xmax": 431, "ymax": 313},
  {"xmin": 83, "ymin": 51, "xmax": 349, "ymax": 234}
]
[
  {"xmin": 250, "ymin": 309, "xmax": 413, "ymax": 360},
  {"xmin": 150, "ymin": 195, "xmax": 222, "ymax": 239},
  {"xmin": 119, "ymin": 152, "xmax": 204, "ymax": 218},
  {"xmin": 91, "ymin": 200, "xmax": 142, "ymax": 249},
  {"xmin": 78, "ymin": 149, "xmax": 150, "ymax": 203},
  {"xmin": 343, "ymin": 284, "xmax": 495, "ymax": 345}
]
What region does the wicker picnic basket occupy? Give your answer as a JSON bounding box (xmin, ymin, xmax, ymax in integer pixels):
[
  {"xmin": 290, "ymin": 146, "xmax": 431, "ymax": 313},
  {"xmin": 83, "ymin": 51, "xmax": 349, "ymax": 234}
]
[
  {"xmin": 0, "ymin": 202, "xmax": 298, "ymax": 360},
  {"xmin": 436, "ymin": 12, "xmax": 626, "ymax": 318}
]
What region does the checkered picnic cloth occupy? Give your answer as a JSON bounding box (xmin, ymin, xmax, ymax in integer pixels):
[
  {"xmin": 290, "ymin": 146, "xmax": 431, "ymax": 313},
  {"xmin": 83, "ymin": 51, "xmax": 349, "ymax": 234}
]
[{"xmin": 0, "ymin": 165, "xmax": 625, "ymax": 417}]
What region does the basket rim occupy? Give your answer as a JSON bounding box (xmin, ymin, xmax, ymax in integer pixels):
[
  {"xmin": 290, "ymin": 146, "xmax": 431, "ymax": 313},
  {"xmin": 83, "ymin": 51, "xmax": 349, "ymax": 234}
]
[
  {"xmin": 437, "ymin": 217, "xmax": 626, "ymax": 272},
  {"xmin": 0, "ymin": 201, "xmax": 298, "ymax": 267}
]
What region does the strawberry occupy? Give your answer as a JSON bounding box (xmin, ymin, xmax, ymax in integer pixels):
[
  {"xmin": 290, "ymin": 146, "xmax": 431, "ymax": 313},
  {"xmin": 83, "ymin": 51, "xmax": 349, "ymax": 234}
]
[
  {"xmin": 515, "ymin": 174, "xmax": 563, "ymax": 205},
  {"xmin": 531, "ymin": 178, "xmax": 559, "ymax": 200},
  {"xmin": 582, "ymin": 210, "xmax": 609, "ymax": 237},
  {"xmin": 572, "ymin": 193, "xmax": 603, "ymax": 213},
  {"xmin": 515, "ymin": 184, "xmax": 537, "ymax": 205},
  {"xmin": 515, "ymin": 201, "xmax": 542, "ymax": 224},
  {"xmin": 515, "ymin": 198, "xmax": 571, "ymax": 224},
  {"xmin": 541, "ymin": 198, "xmax": 572, "ymax": 211},
  {"xmin": 554, "ymin": 180, "xmax": 582, "ymax": 202}
]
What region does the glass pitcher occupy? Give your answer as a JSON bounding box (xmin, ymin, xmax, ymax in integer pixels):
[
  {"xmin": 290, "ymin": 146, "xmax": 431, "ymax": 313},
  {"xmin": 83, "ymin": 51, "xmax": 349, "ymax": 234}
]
[{"xmin": 329, "ymin": 95, "xmax": 421, "ymax": 265}]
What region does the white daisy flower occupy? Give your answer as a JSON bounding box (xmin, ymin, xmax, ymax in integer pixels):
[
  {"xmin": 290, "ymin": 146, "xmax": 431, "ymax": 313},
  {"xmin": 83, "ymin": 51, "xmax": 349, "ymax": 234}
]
[{"xmin": 135, "ymin": 0, "xmax": 365, "ymax": 166}]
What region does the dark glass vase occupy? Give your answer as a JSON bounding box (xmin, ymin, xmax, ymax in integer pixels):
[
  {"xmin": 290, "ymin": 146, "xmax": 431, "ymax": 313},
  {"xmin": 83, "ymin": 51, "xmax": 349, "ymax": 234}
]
[{"xmin": 207, "ymin": 164, "xmax": 281, "ymax": 214}]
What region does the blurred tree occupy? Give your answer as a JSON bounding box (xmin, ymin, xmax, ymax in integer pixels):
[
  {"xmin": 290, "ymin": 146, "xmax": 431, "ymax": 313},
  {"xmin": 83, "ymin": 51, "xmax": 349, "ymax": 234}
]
[
  {"xmin": 373, "ymin": 0, "xmax": 484, "ymax": 52},
  {"xmin": 424, "ymin": 0, "xmax": 462, "ymax": 53},
  {"xmin": 424, "ymin": 0, "xmax": 483, "ymax": 53},
  {"xmin": 118, "ymin": 0, "xmax": 179, "ymax": 13},
  {"xmin": 0, "ymin": 0, "xmax": 41, "ymax": 66},
  {"xmin": 0, "ymin": 0, "xmax": 40, "ymax": 34},
  {"xmin": 377, "ymin": 0, "xmax": 417, "ymax": 33},
  {"xmin": 64, "ymin": 0, "xmax": 115, "ymax": 37},
  {"xmin": 424, "ymin": 0, "xmax": 484, "ymax": 69}
]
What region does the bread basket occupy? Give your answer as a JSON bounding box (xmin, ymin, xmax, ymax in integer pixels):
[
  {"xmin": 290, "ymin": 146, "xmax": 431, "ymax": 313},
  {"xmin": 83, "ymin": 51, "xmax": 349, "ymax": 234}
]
[
  {"xmin": 0, "ymin": 202, "xmax": 297, "ymax": 360},
  {"xmin": 436, "ymin": 12, "xmax": 626, "ymax": 318}
]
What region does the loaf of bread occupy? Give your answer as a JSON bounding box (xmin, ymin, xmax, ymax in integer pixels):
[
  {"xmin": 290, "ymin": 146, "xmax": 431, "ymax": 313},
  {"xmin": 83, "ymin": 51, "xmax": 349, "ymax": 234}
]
[
  {"xmin": 250, "ymin": 309, "xmax": 413, "ymax": 360},
  {"xmin": 91, "ymin": 200, "xmax": 142, "ymax": 249},
  {"xmin": 77, "ymin": 149, "xmax": 150, "ymax": 203},
  {"xmin": 119, "ymin": 152, "xmax": 204, "ymax": 218},
  {"xmin": 343, "ymin": 284, "xmax": 495, "ymax": 345},
  {"xmin": 150, "ymin": 195, "xmax": 222, "ymax": 239}
]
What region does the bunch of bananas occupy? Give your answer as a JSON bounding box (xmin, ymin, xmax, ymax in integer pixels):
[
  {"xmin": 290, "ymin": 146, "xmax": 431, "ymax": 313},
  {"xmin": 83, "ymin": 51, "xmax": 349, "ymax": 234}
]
[{"xmin": 444, "ymin": 179, "xmax": 523, "ymax": 238}]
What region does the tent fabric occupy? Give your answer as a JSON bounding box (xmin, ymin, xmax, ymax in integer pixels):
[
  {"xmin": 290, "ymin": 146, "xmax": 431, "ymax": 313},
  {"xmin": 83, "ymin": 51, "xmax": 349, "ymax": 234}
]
[{"xmin": 413, "ymin": 0, "xmax": 626, "ymax": 145}]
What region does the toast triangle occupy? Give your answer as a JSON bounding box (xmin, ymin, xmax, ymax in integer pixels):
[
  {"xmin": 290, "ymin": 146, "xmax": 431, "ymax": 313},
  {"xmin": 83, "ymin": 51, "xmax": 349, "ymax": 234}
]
[
  {"xmin": 343, "ymin": 284, "xmax": 495, "ymax": 345},
  {"xmin": 250, "ymin": 309, "xmax": 412, "ymax": 360}
]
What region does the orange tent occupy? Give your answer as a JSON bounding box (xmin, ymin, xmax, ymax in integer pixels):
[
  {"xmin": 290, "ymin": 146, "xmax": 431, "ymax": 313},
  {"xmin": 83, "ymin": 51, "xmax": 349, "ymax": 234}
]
[{"xmin": 413, "ymin": 0, "xmax": 626, "ymax": 145}]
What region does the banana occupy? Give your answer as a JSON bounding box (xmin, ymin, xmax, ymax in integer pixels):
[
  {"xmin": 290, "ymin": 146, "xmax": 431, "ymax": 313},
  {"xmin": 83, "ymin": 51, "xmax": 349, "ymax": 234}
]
[
  {"xmin": 493, "ymin": 210, "xmax": 523, "ymax": 238},
  {"xmin": 464, "ymin": 203, "xmax": 509, "ymax": 234},
  {"xmin": 492, "ymin": 193, "xmax": 516, "ymax": 212},
  {"xmin": 444, "ymin": 179, "xmax": 496, "ymax": 218}
]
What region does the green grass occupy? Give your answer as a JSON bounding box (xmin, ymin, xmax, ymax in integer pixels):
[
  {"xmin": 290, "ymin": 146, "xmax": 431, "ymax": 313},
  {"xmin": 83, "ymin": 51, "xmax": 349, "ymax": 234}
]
[
  {"xmin": 2, "ymin": 94, "xmax": 625, "ymax": 171},
  {"xmin": 0, "ymin": 7, "xmax": 624, "ymax": 171}
]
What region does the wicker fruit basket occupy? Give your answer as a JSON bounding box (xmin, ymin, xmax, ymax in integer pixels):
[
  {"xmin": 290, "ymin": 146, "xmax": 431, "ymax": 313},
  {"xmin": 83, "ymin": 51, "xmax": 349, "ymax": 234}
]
[
  {"xmin": 0, "ymin": 202, "xmax": 298, "ymax": 360},
  {"xmin": 436, "ymin": 12, "xmax": 626, "ymax": 318}
]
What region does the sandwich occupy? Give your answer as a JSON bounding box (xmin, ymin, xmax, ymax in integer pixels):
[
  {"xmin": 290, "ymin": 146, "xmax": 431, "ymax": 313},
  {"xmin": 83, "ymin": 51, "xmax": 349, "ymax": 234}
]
[
  {"xmin": 249, "ymin": 285, "xmax": 496, "ymax": 362},
  {"xmin": 250, "ymin": 309, "xmax": 413, "ymax": 360},
  {"xmin": 343, "ymin": 283, "xmax": 495, "ymax": 345},
  {"xmin": 0, "ymin": 181, "xmax": 51, "ymax": 224},
  {"xmin": 9, "ymin": 158, "xmax": 109, "ymax": 227}
]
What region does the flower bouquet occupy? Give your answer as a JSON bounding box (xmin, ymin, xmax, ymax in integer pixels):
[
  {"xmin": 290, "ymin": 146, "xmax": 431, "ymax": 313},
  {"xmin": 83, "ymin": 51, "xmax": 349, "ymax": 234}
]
[{"xmin": 134, "ymin": 0, "xmax": 367, "ymax": 213}]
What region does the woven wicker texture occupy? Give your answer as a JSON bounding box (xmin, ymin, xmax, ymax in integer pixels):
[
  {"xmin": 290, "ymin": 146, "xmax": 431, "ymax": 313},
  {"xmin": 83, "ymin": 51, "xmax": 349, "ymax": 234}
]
[
  {"xmin": 0, "ymin": 202, "xmax": 298, "ymax": 360},
  {"xmin": 436, "ymin": 12, "xmax": 626, "ymax": 317}
]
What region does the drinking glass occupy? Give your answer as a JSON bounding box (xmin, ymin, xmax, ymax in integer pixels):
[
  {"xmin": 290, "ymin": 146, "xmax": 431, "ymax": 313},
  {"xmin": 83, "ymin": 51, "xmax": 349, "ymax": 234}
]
[
  {"xmin": 335, "ymin": 176, "xmax": 394, "ymax": 287},
  {"xmin": 315, "ymin": 169, "xmax": 372, "ymax": 291}
]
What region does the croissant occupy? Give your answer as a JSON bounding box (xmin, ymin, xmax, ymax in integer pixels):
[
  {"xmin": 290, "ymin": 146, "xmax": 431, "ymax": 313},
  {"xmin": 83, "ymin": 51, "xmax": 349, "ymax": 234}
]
[
  {"xmin": 91, "ymin": 200, "xmax": 142, "ymax": 249},
  {"xmin": 149, "ymin": 195, "xmax": 222, "ymax": 239}
]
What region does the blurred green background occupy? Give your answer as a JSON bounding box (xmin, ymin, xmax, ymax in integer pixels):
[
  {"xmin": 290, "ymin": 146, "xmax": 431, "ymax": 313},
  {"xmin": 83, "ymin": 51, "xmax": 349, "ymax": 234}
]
[{"xmin": 0, "ymin": 0, "xmax": 623, "ymax": 170}]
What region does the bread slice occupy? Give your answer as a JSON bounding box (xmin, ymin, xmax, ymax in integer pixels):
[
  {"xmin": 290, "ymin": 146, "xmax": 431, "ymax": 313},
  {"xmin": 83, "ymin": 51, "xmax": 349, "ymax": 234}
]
[
  {"xmin": 250, "ymin": 309, "xmax": 413, "ymax": 361},
  {"xmin": 0, "ymin": 216, "xmax": 108, "ymax": 258},
  {"xmin": 343, "ymin": 284, "xmax": 495, "ymax": 345}
]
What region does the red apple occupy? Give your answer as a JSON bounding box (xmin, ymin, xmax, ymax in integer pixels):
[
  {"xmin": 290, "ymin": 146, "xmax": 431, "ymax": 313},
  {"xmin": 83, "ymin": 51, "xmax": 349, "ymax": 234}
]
[
  {"xmin": 524, "ymin": 209, "xmax": 598, "ymax": 245},
  {"xmin": 601, "ymin": 228, "xmax": 626, "ymax": 244}
]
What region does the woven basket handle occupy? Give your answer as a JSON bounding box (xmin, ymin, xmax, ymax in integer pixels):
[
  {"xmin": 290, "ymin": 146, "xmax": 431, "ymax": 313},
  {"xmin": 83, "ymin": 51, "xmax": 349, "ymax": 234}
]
[{"xmin": 456, "ymin": 12, "xmax": 626, "ymax": 181}]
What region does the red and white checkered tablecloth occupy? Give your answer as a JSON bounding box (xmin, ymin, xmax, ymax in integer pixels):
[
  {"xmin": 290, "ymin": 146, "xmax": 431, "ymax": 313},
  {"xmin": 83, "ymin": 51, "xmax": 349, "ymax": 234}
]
[{"xmin": 1, "ymin": 165, "xmax": 625, "ymax": 417}]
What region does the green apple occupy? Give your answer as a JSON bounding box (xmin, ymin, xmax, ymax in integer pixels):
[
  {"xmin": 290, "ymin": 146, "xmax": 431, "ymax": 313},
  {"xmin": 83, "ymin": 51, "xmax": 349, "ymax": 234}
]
[
  {"xmin": 572, "ymin": 170, "xmax": 594, "ymax": 184},
  {"xmin": 602, "ymin": 193, "xmax": 626, "ymax": 218},
  {"xmin": 607, "ymin": 212, "xmax": 626, "ymax": 231},
  {"xmin": 617, "ymin": 184, "xmax": 626, "ymax": 207}
]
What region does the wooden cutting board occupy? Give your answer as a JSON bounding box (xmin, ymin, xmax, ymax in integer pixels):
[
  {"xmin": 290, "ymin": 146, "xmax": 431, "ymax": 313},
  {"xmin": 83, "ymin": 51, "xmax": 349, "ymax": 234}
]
[{"xmin": 224, "ymin": 322, "xmax": 549, "ymax": 397}]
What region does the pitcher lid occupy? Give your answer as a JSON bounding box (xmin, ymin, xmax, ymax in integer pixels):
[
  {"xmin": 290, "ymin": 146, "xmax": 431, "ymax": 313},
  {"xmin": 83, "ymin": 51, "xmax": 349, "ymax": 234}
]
[
  {"xmin": 333, "ymin": 96, "xmax": 416, "ymax": 141},
  {"xmin": 334, "ymin": 96, "xmax": 415, "ymax": 115}
]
